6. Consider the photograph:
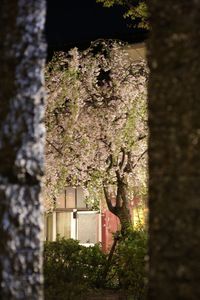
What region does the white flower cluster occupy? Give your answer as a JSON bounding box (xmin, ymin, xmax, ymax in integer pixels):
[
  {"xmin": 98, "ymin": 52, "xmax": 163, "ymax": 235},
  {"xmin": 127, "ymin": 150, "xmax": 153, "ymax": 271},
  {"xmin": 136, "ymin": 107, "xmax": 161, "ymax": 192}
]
[{"xmin": 44, "ymin": 40, "xmax": 148, "ymax": 209}]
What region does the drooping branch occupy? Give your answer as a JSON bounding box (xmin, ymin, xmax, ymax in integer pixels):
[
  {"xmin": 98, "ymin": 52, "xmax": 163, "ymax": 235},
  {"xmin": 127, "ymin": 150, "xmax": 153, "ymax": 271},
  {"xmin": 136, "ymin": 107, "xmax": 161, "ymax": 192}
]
[
  {"xmin": 46, "ymin": 139, "xmax": 64, "ymax": 156},
  {"xmin": 138, "ymin": 134, "xmax": 147, "ymax": 141},
  {"xmin": 132, "ymin": 149, "xmax": 147, "ymax": 170}
]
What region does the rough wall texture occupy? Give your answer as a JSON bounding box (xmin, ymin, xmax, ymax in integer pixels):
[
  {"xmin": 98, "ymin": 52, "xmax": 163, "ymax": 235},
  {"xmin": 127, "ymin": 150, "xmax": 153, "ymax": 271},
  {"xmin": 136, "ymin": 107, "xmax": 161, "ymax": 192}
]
[
  {"xmin": 147, "ymin": 1, "xmax": 200, "ymax": 299},
  {"xmin": 0, "ymin": 1, "xmax": 46, "ymax": 299}
]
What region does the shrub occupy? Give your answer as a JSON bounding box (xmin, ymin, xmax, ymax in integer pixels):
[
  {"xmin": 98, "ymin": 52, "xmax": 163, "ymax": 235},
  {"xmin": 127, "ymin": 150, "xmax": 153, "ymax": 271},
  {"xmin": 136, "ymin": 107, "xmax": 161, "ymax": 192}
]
[
  {"xmin": 112, "ymin": 228, "xmax": 148, "ymax": 300},
  {"xmin": 44, "ymin": 238, "xmax": 107, "ymax": 299},
  {"xmin": 44, "ymin": 230, "xmax": 147, "ymax": 299}
]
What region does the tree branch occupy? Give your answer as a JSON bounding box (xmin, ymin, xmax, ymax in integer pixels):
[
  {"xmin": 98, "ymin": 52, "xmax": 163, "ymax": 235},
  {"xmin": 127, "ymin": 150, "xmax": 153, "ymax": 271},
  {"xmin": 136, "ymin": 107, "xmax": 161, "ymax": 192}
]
[
  {"xmin": 103, "ymin": 184, "xmax": 116, "ymax": 214},
  {"xmin": 132, "ymin": 149, "xmax": 147, "ymax": 170},
  {"xmin": 119, "ymin": 147, "xmax": 126, "ymax": 171},
  {"xmin": 46, "ymin": 139, "xmax": 63, "ymax": 156},
  {"xmin": 115, "ymin": 169, "xmax": 128, "ymax": 208}
]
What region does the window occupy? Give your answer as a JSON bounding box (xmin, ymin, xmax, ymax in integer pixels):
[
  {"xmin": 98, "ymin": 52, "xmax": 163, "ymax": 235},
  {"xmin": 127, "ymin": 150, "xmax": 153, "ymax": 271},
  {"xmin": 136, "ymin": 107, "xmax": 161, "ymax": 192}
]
[
  {"xmin": 77, "ymin": 212, "xmax": 99, "ymax": 245},
  {"xmin": 55, "ymin": 187, "xmax": 87, "ymax": 209},
  {"xmin": 65, "ymin": 187, "xmax": 75, "ymax": 208},
  {"xmin": 44, "ymin": 187, "xmax": 101, "ymax": 245},
  {"xmin": 56, "ymin": 212, "xmax": 71, "ymax": 239},
  {"xmin": 46, "ymin": 214, "xmax": 53, "ymax": 241}
]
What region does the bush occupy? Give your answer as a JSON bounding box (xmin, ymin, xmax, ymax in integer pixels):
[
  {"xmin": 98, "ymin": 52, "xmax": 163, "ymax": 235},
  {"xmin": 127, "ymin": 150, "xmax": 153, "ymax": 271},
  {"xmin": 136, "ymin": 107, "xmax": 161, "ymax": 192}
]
[
  {"xmin": 44, "ymin": 238, "xmax": 107, "ymax": 299},
  {"xmin": 44, "ymin": 230, "xmax": 147, "ymax": 299},
  {"xmin": 112, "ymin": 228, "xmax": 148, "ymax": 300}
]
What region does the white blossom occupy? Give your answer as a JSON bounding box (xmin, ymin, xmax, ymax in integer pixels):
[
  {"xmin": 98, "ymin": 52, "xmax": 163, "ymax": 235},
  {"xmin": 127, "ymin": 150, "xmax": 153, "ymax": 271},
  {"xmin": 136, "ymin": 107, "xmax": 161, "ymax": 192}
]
[{"xmin": 44, "ymin": 40, "xmax": 148, "ymax": 210}]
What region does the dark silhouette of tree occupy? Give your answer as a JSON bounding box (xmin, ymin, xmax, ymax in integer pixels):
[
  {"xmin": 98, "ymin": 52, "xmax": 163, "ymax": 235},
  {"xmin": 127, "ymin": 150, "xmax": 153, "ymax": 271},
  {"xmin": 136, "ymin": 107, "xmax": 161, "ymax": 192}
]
[
  {"xmin": 148, "ymin": 1, "xmax": 200, "ymax": 299},
  {"xmin": 0, "ymin": 1, "xmax": 46, "ymax": 299}
]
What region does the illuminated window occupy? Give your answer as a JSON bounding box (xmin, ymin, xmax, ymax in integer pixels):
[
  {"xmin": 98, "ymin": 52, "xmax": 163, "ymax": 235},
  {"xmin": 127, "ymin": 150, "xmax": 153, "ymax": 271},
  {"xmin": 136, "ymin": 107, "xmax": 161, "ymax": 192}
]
[
  {"xmin": 44, "ymin": 187, "xmax": 101, "ymax": 245},
  {"xmin": 55, "ymin": 187, "xmax": 87, "ymax": 209},
  {"xmin": 77, "ymin": 212, "xmax": 99, "ymax": 245},
  {"xmin": 56, "ymin": 212, "xmax": 71, "ymax": 239}
]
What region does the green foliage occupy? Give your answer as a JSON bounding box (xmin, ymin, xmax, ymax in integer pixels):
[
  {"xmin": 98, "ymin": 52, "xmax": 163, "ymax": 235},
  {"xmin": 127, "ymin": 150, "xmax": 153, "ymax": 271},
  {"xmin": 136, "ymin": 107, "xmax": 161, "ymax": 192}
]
[
  {"xmin": 44, "ymin": 238, "xmax": 107, "ymax": 299},
  {"xmin": 44, "ymin": 230, "xmax": 147, "ymax": 299},
  {"xmin": 96, "ymin": 0, "xmax": 149, "ymax": 29},
  {"xmin": 114, "ymin": 228, "xmax": 148, "ymax": 299},
  {"xmin": 85, "ymin": 170, "xmax": 104, "ymax": 210}
]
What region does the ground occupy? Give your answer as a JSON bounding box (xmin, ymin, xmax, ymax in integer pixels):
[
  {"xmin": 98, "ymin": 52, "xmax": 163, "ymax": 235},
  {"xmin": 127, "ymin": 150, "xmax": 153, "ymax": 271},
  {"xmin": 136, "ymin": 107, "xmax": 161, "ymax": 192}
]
[{"xmin": 86, "ymin": 290, "xmax": 133, "ymax": 300}]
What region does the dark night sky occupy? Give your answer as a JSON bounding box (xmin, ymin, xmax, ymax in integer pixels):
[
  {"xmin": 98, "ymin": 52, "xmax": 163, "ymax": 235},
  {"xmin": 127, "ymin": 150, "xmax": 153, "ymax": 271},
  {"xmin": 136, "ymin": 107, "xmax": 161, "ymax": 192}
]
[{"xmin": 46, "ymin": 0, "xmax": 147, "ymax": 51}]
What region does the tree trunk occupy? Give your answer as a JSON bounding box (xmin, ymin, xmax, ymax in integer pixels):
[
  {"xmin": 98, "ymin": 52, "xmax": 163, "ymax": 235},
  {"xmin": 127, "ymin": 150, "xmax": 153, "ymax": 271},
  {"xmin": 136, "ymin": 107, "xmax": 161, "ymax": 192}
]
[
  {"xmin": 116, "ymin": 205, "xmax": 132, "ymax": 236},
  {"xmin": 0, "ymin": 1, "xmax": 46, "ymax": 299},
  {"xmin": 148, "ymin": 1, "xmax": 200, "ymax": 299},
  {"xmin": 103, "ymin": 184, "xmax": 132, "ymax": 236}
]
